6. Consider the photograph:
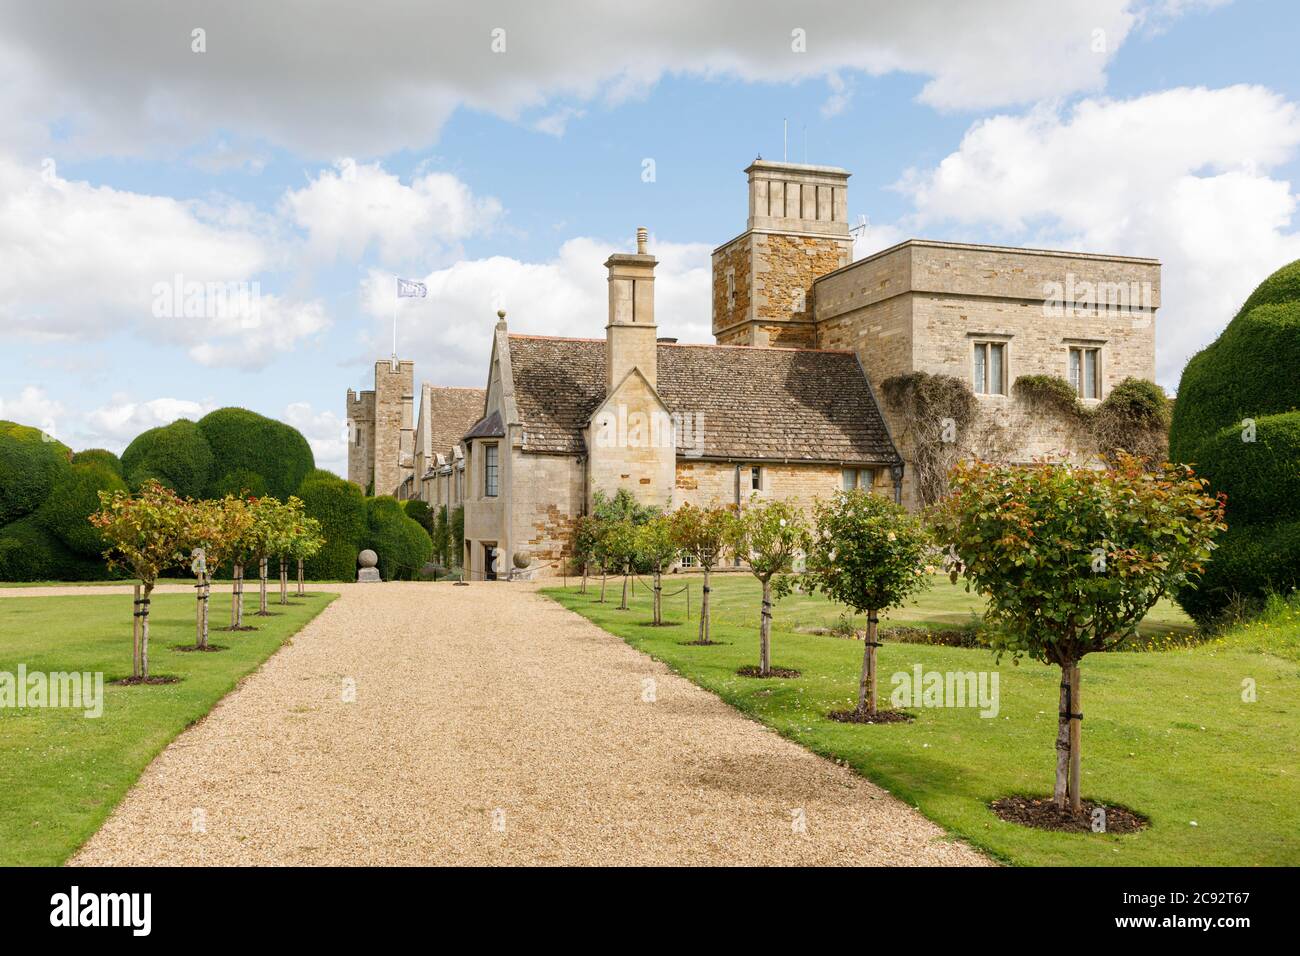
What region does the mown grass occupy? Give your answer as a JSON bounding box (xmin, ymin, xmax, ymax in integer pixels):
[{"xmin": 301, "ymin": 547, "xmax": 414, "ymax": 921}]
[
  {"xmin": 545, "ymin": 574, "xmax": 1299, "ymax": 866},
  {"xmin": 0, "ymin": 589, "xmax": 336, "ymax": 865}
]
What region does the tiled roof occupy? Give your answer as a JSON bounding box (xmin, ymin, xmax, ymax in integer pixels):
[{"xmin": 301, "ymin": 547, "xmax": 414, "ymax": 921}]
[
  {"xmin": 421, "ymin": 385, "xmax": 486, "ymax": 459},
  {"xmin": 464, "ymin": 409, "xmax": 505, "ymax": 440},
  {"xmin": 507, "ymin": 335, "xmax": 899, "ymax": 464}
]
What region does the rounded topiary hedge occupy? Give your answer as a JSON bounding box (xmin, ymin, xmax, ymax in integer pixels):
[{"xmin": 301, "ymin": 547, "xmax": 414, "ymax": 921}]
[
  {"xmin": 1194, "ymin": 412, "xmax": 1300, "ymax": 526},
  {"xmin": 1176, "ymin": 518, "xmax": 1300, "ymax": 623},
  {"xmin": 1169, "ymin": 258, "xmax": 1300, "ymax": 621},
  {"xmin": 365, "ymin": 496, "xmax": 433, "ymax": 581},
  {"xmin": 71, "ymin": 448, "xmax": 123, "ymax": 475},
  {"xmin": 295, "ymin": 469, "xmax": 367, "ymax": 580},
  {"xmin": 0, "ymin": 421, "xmax": 71, "ymax": 524},
  {"xmin": 121, "ymin": 419, "xmax": 215, "ymax": 498},
  {"xmin": 1170, "ymin": 268, "xmax": 1300, "ymax": 466},
  {"xmin": 0, "ymin": 516, "xmax": 106, "ymax": 582},
  {"xmin": 211, "ymin": 466, "xmax": 269, "ymax": 499},
  {"xmin": 198, "ymin": 408, "xmax": 314, "ymax": 500},
  {"xmin": 37, "ymin": 461, "xmax": 127, "ymax": 556}
]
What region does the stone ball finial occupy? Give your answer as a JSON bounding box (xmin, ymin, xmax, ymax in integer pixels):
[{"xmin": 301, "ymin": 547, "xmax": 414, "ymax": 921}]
[
  {"xmin": 357, "ymin": 549, "xmax": 378, "ymax": 569},
  {"xmin": 636, "ymin": 226, "xmax": 648, "ymax": 255},
  {"xmin": 512, "ymin": 551, "xmax": 530, "ymax": 570},
  {"xmin": 497, "ymin": 309, "xmax": 506, "ymax": 320}
]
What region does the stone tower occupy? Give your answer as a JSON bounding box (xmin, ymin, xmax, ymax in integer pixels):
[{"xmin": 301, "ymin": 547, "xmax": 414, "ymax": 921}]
[
  {"xmin": 346, "ymin": 358, "xmax": 414, "ymax": 495},
  {"xmin": 711, "ymin": 160, "xmax": 852, "ymax": 348}
]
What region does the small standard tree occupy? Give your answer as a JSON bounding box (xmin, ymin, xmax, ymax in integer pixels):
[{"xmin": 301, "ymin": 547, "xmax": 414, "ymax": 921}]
[
  {"xmin": 728, "ymin": 499, "xmax": 810, "ymax": 676},
  {"xmin": 805, "ymin": 490, "xmax": 931, "ymax": 720},
  {"xmin": 273, "ymin": 496, "xmax": 312, "ymax": 605},
  {"xmin": 89, "ymin": 480, "xmax": 192, "ymax": 681},
  {"xmin": 246, "ymin": 496, "xmax": 294, "ymax": 616},
  {"xmin": 603, "ymin": 518, "xmax": 640, "ymax": 611},
  {"xmin": 670, "ymin": 502, "xmax": 737, "ymax": 645},
  {"xmin": 572, "ymin": 514, "xmax": 601, "ymax": 594},
  {"xmin": 933, "ymin": 454, "xmax": 1226, "ymax": 813},
  {"xmin": 287, "ymin": 515, "xmax": 324, "ymax": 597},
  {"xmin": 183, "ymin": 494, "xmax": 254, "ymax": 649},
  {"xmin": 637, "ymin": 514, "xmax": 678, "ymax": 625}
]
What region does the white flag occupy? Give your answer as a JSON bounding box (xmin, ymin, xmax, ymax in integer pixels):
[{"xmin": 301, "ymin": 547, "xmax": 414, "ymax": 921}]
[{"xmin": 397, "ymin": 278, "xmax": 427, "ymax": 298}]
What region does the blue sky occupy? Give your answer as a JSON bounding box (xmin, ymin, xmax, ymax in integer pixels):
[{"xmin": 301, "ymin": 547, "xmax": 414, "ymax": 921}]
[{"xmin": 1, "ymin": 0, "xmax": 1298, "ymax": 475}]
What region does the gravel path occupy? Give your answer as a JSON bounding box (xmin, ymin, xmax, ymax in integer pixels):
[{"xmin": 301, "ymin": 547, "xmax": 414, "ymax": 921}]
[{"xmin": 71, "ymin": 582, "xmax": 988, "ymax": 866}]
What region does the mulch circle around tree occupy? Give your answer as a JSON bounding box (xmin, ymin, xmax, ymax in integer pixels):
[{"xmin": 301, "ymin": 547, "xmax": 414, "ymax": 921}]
[
  {"xmin": 827, "ymin": 708, "xmax": 916, "ymax": 724},
  {"xmin": 736, "ymin": 665, "xmax": 802, "ymax": 678},
  {"xmin": 109, "ymin": 676, "xmax": 181, "ymax": 686},
  {"xmin": 990, "ymin": 795, "xmax": 1149, "ymax": 834},
  {"xmin": 220, "ymin": 625, "xmax": 257, "ymax": 632},
  {"xmin": 170, "ymin": 644, "xmax": 229, "ymax": 653},
  {"xmin": 680, "ymin": 639, "xmax": 728, "ymax": 646}
]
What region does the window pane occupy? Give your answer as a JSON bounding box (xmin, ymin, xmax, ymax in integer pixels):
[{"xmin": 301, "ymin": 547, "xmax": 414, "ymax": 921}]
[
  {"xmin": 973, "ymin": 344, "xmax": 986, "ymax": 394},
  {"xmin": 751, "ymin": 466, "xmax": 761, "ymax": 490},
  {"xmin": 485, "ymin": 444, "xmax": 498, "ymax": 497},
  {"xmin": 861, "ymin": 469, "xmax": 875, "ymax": 492},
  {"xmin": 842, "ymin": 468, "xmax": 856, "ymax": 490},
  {"xmin": 990, "ymin": 343, "xmax": 1004, "ymax": 395},
  {"xmin": 1084, "ymin": 349, "xmax": 1098, "ymax": 399},
  {"xmin": 1069, "ymin": 349, "xmax": 1082, "ymax": 395}
]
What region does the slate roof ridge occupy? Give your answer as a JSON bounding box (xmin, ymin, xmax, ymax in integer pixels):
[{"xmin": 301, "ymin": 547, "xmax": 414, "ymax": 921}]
[{"xmin": 506, "ymin": 331, "xmax": 856, "ymax": 356}]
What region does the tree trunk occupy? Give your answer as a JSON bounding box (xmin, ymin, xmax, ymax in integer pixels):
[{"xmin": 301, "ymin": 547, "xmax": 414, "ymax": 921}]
[
  {"xmin": 201, "ymin": 573, "xmax": 210, "ymax": 650},
  {"xmin": 1054, "ymin": 664, "xmax": 1072, "ymax": 809},
  {"xmin": 195, "ymin": 571, "xmax": 210, "ymax": 650},
  {"xmin": 297, "ymin": 558, "xmax": 305, "ymax": 597},
  {"xmin": 619, "ymin": 561, "xmax": 630, "ymax": 610},
  {"xmin": 759, "ymin": 578, "xmax": 773, "ymax": 676},
  {"xmin": 653, "ymin": 568, "xmax": 662, "ymax": 625},
  {"xmin": 580, "ymin": 561, "xmax": 588, "ymax": 594},
  {"xmin": 857, "ymin": 609, "xmax": 880, "ymax": 716},
  {"xmin": 132, "ymin": 584, "xmax": 142, "ymax": 679},
  {"xmin": 279, "ymin": 558, "xmax": 288, "ymax": 605},
  {"xmin": 236, "ymin": 563, "xmax": 245, "ymax": 628},
  {"xmin": 1068, "ymin": 662, "xmax": 1082, "ymax": 814},
  {"xmin": 599, "ymin": 569, "xmax": 607, "ymax": 603},
  {"xmin": 257, "ymin": 557, "xmax": 269, "ymax": 615},
  {"xmin": 698, "ymin": 567, "xmax": 712, "ymax": 644},
  {"xmin": 139, "ymin": 582, "xmax": 154, "ymax": 679}
]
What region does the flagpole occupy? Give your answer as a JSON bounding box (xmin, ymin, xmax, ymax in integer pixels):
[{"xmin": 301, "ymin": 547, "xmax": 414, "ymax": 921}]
[{"xmin": 391, "ymin": 275, "xmax": 398, "ymax": 369}]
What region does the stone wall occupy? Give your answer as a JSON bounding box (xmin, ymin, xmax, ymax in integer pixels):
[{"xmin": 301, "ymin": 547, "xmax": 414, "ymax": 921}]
[
  {"xmin": 346, "ymin": 389, "xmax": 376, "ymax": 490},
  {"xmin": 673, "ymin": 460, "xmax": 881, "ymax": 513},
  {"xmin": 510, "ymin": 451, "xmax": 584, "ymax": 573}
]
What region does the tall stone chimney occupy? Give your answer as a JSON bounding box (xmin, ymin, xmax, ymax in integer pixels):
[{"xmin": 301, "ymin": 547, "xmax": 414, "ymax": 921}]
[{"xmin": 605, "ymin": 226, "xmax": 658, "ymax": 392}]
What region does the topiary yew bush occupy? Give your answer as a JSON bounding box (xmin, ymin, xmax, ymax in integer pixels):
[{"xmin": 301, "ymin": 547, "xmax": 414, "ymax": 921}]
[
  {"xmin": 0, "ymin": 516, "xmax": 106, "ymax": 582},
  {"xmin": 365, "ymin": 496, "xmax": 433, "ymax": 581},
  {"xmin": 37, "ymin": 461, "xmax": 127, "ymax": 557},
  {"xmin": 121, "ymin": 419, "xmax": 215, "ymax": 498},
  {"xmin": 1169, "ymin": 258, "xmax": 1300, "ymax": 621},
  {"xmin": 294, "ymin": 469, "xmax": 366, "ymax": 581},
  {"xmin": 71, "ymin": 448, "xmax": 123, "ymax": 475},
  {"xmin": 197, "ymin": 408, "xmax": 314, "ymax": 500},
  {"xmin": 0, "ymin": 421, "xmax": 71, "ymax": 524}
]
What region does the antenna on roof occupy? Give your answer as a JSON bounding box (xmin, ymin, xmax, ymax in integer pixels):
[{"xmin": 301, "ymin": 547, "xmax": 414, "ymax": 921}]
[{"xmin": 850, "ymin": 214, "xmax": 868, "ymax": 241}]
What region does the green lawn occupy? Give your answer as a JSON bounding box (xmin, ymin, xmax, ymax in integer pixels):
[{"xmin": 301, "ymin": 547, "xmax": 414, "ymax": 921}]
[
  {"xmin": 0, "ymin": 589, "xmax": 336, "ymax": 865},
  {"xmin": 545, "ymin": 574, "xmax": 1300, "ymax": 866}
]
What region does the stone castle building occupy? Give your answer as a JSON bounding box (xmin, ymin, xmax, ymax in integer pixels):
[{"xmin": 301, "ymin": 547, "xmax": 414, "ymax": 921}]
[{"xmin": 347, "ymin": 159, "xmax": 1159, "ymax": 579}]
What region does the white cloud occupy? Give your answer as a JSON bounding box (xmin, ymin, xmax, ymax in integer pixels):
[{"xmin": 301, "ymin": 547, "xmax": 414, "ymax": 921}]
[
  {"xmin": 0, "ymin": 385, "xmax": 64, "ymax": 436},
  {"xmin": 283, "ymin": 402, "xmax": 349, "ymax": 477},
  {"xmin": 0, "ymin": 1, "xmax": 1179, "ymax": 159},
  {"xmin": 359, "ymin": 235, "xmax": 711, "ymax": 386},
  {"xmin": 281, "ymin": 159, "xmax": 502, "ymax": 267},
  {"xmin": 0, "ymin": 152, "xmax": 334, "ymax": 368},
  {"xmin": 80, "ymin": 396, "xmax": 215, "ymax": 452},
  {"xmin": 888, "ymin": 85, "xmax": 1300, "ymax": 386}
]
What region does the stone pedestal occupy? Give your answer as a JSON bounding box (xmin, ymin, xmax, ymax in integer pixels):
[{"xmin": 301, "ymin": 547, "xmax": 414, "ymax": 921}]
[{"xmin": 357, "ymin": 549, "xmax": 382, "ymax": 584}]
